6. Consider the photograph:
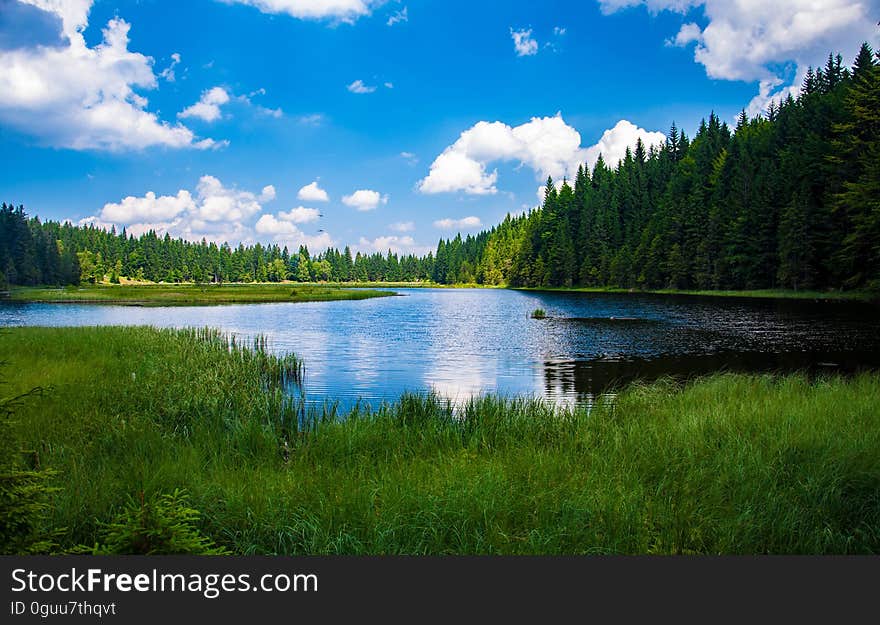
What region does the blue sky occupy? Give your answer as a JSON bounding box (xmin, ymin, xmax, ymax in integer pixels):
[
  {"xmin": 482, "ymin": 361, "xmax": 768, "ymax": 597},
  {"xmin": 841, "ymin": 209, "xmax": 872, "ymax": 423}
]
[{"xmin": 1, "ymin": 0, "xmax": 878, "ymax": 255}]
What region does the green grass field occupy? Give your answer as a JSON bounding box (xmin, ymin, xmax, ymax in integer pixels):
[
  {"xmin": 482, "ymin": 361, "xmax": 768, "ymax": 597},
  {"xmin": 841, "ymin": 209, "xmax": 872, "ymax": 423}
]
[
  {"xmin": 7, "ymin": 283, "xmax": 396, "ymax": 305},
  {"xmin": 2, "ymin": 326, "xmax": 879, "ymax": 554}
]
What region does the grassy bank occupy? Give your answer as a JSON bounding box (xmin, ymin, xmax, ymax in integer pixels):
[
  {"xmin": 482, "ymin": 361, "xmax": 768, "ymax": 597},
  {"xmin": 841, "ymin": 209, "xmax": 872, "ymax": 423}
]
[
  {"xmin": 516, "ymin": 286, "xmax": 879, "ymax": 302},
  {"xmin": 7, "ymin": 284, "xmax": 396, "ymax": 305},
  {"xmin": 2, "ymin": 326, "xmax": 879, "ymax": 554}
]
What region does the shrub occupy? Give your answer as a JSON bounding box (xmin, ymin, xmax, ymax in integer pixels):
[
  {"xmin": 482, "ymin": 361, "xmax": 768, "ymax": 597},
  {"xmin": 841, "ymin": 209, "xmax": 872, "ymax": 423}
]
[{"xmin": 91, "ymin": 489, "xmax": 229, "ymax": 555}]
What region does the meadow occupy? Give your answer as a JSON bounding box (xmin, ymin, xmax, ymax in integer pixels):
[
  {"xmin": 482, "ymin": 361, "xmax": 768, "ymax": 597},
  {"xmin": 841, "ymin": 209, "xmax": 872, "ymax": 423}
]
[
  {"xmin": 7, "ymin": 284, "xmax": 395, "ymax": 305},
  {"xmin": 2, "ymin": 325, "xmax": 879, "ymax": 555}
]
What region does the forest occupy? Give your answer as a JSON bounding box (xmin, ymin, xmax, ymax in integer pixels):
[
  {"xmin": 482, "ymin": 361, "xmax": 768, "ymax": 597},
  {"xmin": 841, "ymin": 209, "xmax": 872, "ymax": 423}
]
[{"xmin": 2, "ymin": 44, "xmax": 878, "ymax": 292}]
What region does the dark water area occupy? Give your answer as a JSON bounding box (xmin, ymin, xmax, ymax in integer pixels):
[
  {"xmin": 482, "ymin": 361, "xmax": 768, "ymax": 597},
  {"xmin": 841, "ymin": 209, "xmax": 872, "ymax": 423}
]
[{"xmin": 2, "ymin": 288, "xmax": 879, "ymax": 408}]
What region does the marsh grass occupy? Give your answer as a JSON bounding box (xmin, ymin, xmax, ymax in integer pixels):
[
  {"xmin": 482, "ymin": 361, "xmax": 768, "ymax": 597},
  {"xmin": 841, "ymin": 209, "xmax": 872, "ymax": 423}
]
[
  {"xmin": 2, "ymin": 326, "xmax": 879, "ymax": 554},
  {"xmin": 9, "ymin": 284, "xmax": 395, "ymax": 306}
]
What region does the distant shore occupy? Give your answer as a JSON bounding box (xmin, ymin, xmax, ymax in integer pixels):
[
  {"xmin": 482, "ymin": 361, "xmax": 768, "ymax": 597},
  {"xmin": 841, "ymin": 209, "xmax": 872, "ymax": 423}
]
[
  {"xmin": 5, "ymin": 284, "xmax": 396, "ymax": 306},
  {"xmin": 4, "ymin": 282, "xmax": 876, "ymax": 305},
  {"xmin": 514, "ymin": 286, "xmax": 879, "ymax": 303}
]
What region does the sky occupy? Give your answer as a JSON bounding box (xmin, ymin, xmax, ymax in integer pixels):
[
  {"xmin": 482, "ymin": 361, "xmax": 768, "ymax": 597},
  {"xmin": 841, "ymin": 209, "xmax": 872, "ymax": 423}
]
[{"xmin": 1, "ymin": 0, "xmax": 878, "ymax": 257}]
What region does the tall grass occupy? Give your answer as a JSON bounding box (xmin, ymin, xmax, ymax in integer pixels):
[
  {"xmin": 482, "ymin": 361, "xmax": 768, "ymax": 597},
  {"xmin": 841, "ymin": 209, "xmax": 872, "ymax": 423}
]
[
  {"xmin": 9, "ymin": 284, "xmax": 395, "ymax": 305},
  {"xmin": 2, "ymin": 326, "xmax": 879, "ymax": 554}
]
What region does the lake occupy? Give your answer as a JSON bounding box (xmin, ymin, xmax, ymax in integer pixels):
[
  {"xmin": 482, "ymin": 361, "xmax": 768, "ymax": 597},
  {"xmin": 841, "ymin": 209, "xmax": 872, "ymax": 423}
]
[{"xmin": 2, "ymin": 288, "xmax": 879, "ymax": 409}]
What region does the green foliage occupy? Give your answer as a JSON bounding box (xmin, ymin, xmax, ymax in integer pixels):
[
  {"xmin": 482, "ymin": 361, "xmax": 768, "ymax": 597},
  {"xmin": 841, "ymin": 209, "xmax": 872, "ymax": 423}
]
[
  {"xmin": 3, "ymin": 326, "xmax": 880, "ymax": 554},
  {"xmin": 531, "ymin": 308, "xmax": 547, "ymax": 319},
  {"xmin": 0, "ymin": 383, "xmax": 60, "ymax": 554},
  {"xmin": 89, "ymin": 490, "xmax": 229, "ymax": 555},
  {"xmin": 424, "ymin": 42, "xmax": 878, "ymax": 293},
  {"xmin": 9, "ymin": 284, "xmax": 395, "ymax": 305}
]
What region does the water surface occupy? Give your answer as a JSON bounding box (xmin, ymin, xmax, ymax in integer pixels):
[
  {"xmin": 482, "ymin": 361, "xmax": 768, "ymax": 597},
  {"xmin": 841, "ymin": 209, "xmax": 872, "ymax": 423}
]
[{"xmin": 2, "ymin": 289, "xmax": 879, "ymax": 408}]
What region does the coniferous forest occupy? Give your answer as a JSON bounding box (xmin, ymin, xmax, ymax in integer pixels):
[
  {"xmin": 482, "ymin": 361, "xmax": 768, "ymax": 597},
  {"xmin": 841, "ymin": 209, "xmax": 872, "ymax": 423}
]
[{"xmin": 2, "ymin": 44, "xmax": 878, "ymax": 292}]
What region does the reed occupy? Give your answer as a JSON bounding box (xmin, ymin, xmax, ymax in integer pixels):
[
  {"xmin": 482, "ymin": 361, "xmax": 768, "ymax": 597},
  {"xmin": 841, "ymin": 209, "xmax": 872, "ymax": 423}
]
[
  {"xmin": 2, "ymin": 326, "xmax": 879, "ymax": 555},
  {"xmin": 9, "ymin": 284, "xmax": 395, "ymax": 306}
]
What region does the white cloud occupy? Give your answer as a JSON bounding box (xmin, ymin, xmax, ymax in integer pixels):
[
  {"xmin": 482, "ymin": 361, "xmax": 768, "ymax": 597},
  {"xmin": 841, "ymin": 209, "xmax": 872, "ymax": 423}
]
[
  {"xmin": 159, "ymin": 53, "xmax": 182, "ymax": 82},
  {"xmin": 257, "ymin": 214, "xmax": 335, "ymax": 250},
  {"xmin": 384, "ymin": 81, "xmax": 394, "ymax": 89},
  {"xmin": 297, "ymin": 181, "xmax": 330, "ymax": 202},
  {"xmin": 100, "ymin": 190, "xmax": 195, "ymax": 224},
  {"xmin": 219, "ymin": 0, "xmax": 373, "ymax": 22},
  {"xmin": 179, "ymin": 87, "xmax": 231, "ymax": 122},
  {"xmin": 599, "ymin": 0, "xmax": 880, "ymax": 113},
  {"xmin": 357, "ymin": 235, "xmax": 431, "ymax": 256},
  {"xmin": 342, "ymin": 189, "xmax": 388, "ymax": 211},
  {"xmin": 255, "ymin": 214, "xmax": 298, "ymax": 234},
  {"xmin": 583, "ymin": 120, "xmax": 667, "ymax": 168},
  {"xmin": 400, "ymin": 151, "xmax": 418, "ymax": 164},
  {"xmin": 296, "ymin": 113, "xmax": 325, "ymax": 126},
  {"xmin": 419, "ymin": 114, "xmax": 664, "ymax": 195},
  {"xmin": 98, "ymin": 175, "xmax": 272, "ymax": 228},
  {"xmin": 510, "ymin": 27, "xmax": 539, "ymax": 56},
  {"xmin": 670, "ymin": 22, "xmax": 702, "ymax": 47},
  {"xmin": 84, "ymin": 175, "xmax": 279, "ymax": 246},
  {"xmin": 433, "ymin": 216, "xmax": 482, "ymax": 230},
  {"xmin": 389, "ymin": 221, "xmax": 415, "ymax": 232},
  {"xmin": 278, "ymin": 206, "xmax": 322, "ymax": 224},
  {"xmin": 554, "ymin": 26, "xmax": 567, "ymax": 36},
  {"xmin": 0, "ymin": 2, "xmax": 218, "ymax": 151},
  {"xmin": 347, "ymin": 79, "xmax": 377, "ymax": 94},
  {"xmin": 387, "ymin": 6, "xmax": 407, "ymax": 26},
  {"xmin": 18, "ymin": 0, "xmax": 92, "ymax": 40}
]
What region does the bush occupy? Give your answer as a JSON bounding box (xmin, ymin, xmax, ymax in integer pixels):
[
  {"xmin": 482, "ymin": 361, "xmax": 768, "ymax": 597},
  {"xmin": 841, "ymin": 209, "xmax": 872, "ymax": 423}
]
[
  {"xmin": 0, "ymin": 385, "xmax": 59, "ymax": 554},
  {"xmin": 90, "ymin": 489, "xmax": 228, "ymax": 555}
]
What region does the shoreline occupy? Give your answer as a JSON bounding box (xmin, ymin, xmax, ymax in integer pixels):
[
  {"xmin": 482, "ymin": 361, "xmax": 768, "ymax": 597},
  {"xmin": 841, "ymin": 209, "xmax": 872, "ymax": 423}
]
[{"xmin": 3, "ymin": 325, "xmax": 878, "ymax": 555}]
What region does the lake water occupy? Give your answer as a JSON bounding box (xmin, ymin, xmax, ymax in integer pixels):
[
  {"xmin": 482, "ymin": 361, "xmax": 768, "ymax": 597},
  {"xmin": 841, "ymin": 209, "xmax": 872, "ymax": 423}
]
[{"xmin": 2, "ymin": 288, "xmax": 879, "ymax": 409}]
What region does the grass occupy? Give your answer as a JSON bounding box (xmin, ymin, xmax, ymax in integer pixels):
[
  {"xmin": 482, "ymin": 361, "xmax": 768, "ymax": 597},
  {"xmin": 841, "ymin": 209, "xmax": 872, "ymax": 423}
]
[
  {"xmin": 531, "ymin": 308, "xmax": 547, "ymax": 319},
  {"xmin": 516, "ymin": 286, "xmax": 879, "ymax": 302},
  {"xmin": 2, "ymin": 325, "xmax": 879, "ymax": 555},
  {"xmin": 7, "ymin": 283, "xmax": 396, "ymax": 306}
]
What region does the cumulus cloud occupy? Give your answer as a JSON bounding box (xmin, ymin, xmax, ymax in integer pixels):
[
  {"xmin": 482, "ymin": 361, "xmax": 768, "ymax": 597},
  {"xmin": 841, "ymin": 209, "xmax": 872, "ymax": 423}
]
[
  {"xmin": 0, "ymin": 1, "xmax": 219, "ymax": 151},
  {"xmin": 342, "ymin": 189, "xmax": 388, "ymax": 211},
  {"xmin": 670, "ymin": 22, "xmax": 702, "ymax": 47},
  {"xmin": 357, "ymin": 235, "xmax": 431, "ymax": 256},
  {"xmin": 159, "ymin": 52, "xmax": 182, "ymax": 82},
  {"xmin": 179, "ymin": 87, "xmax": 231, "ymax": 122},
  {"xmin": 277, "ymin": 206, "xmax": 322, "ymax": 224},
  {"xmin": 433, "ymin": 216, "xmax": 482, "ymax": 230},
  {"xmin": 297, "ymin": 181, "xmax": 330, "ymax": 202},
  {"xmin": 387, "ymin": 6, "xmax": 407, "ymax": 26},
  {"xmin": 389, "ymin": 221, "xmax": 415, "ymax": 232},
  {"xmin": 418, "ymin": 114, "xmax": 665, "ymax": 195},
  {"xmin": 510, "ymin": 28, "xmax": 538, "ymax": 56},
  {"xmin": 583, "ymin": 120, "xmax": 667, "ymax": 168},
  {"xmin": 256, "ymin": 214, "xmax": 335, "ymax": 249},
  {"xmin": 219, "ymin": 0, "xmax": 374, "ymax": 22},
  {"xmin": 100, "ymin": 190, "xmax": 195, "ymax": 224},
  {"xmin": 347, "ymin": 79, "xmax": 377, "ymax": 94},
  {"xmin": 599, "ymin": 0, "xmax": 880, "ymax": 114},
  {"xmin": 91, "ymin": 175, "xmax": 275, "ymax": 246}
]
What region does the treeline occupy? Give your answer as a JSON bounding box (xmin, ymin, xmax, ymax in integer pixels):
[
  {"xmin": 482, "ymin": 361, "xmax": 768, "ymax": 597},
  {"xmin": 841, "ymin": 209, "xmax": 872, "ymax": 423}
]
[
  {"xmin": 0, "ymin": 204, "xmax": 435, "ymax": 287},
  {"xmin": 2, "ymin": 44, "xmax": 878, "ymax": 291},
  {"xmin": 435, "ymin": 43, "xmax": 880, "ymax": 291}
]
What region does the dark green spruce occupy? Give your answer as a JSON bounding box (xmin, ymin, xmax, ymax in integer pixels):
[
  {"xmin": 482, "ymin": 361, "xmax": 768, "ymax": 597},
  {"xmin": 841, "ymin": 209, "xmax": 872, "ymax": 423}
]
[{"xmin": 1, "ymin": 44, "xmax": 878, "ymax": 292}]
